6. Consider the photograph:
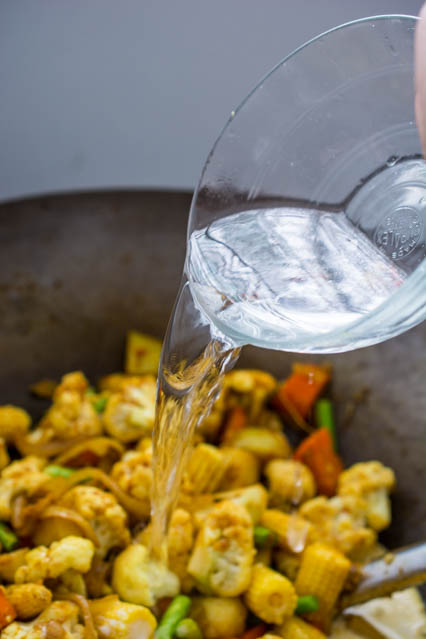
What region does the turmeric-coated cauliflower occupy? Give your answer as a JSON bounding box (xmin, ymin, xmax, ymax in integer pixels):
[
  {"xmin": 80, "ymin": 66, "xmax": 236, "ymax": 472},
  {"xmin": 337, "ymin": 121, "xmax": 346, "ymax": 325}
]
[
  {"xmin": 59, "ymin": 485, "xmax": 130, "ymax": 556},
  {"xmin": 0, "ymin": 406, "xmax": 31, "ymax": 443},
  {"xmin": 111, "ymin": 448, "xmax": 153, "ymax": 520},
  {"xmin": 102, "ymin": 376, "xmax": 156, "ymax": 442},
  {"xmin": 0, "ymin": 456, "xmax": 49, "ymax": 521},
  {"xmin": 24, "ymin": 372, "xmax": 102, "ymax": 448},
  {"xmin": 112, "ymin": 544, "xmax": 179, "ymax": 607},
  {"xmin": 2, "ymin": 601, "xmax": 84, "ymax": 639},
  {"xmin": 14, "ymin": 536, "xmax": 94, "ymax": 584},
  {"xmin": 265, "ymin": 459, "xmax": 316, "ymax": 508},
  {"xmin": 167, "ymin": 508, "xmax": 195, "ymax": 593},
  {"xmin": 188, "ymin": 500, "xmax": 255, "ymax": 597},
  {"xmin": 338, "ymin": 461, "xmax": 395, "ymax": 531},
  {"xmin": 299, "ymin": 495, "xmax": 377, "ymax": 558},
  {"xmin": 4, "ymin": 584, "xmax": 52, "ymax": 620},
  {"xmin": 89, "ymin": 594, "xmax": 157, "ymax": 639}
]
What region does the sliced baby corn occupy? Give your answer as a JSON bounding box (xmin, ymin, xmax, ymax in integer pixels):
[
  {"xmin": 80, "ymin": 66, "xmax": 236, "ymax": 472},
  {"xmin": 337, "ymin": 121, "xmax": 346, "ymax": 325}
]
[
  {"xmin": 295, "ymin": 542, "xmax": 351, "ymax": 631},
  {"xmin": 245, "ymin": 563, "xmax": 297, "ymax": 624},
  {"xmin": 260, "ymin": 509, "xmax": 311, "ymax": 554},
  {"xmin": 184, "ymin": 444, "xmax": 226, "ymax": 494}
]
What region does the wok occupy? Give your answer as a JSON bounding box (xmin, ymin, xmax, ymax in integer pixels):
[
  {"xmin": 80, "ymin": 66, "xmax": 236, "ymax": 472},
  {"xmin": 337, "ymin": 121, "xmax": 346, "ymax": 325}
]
[{"xmin": 0, "ymin": 189, "xmax": 425, "ymax": 554}]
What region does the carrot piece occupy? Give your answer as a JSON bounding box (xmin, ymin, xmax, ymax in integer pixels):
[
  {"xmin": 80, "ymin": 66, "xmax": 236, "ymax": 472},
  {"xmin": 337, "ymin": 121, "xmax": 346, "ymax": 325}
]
[
  {"xmin": 227, "ymin": 624, "xmax": 267, "ymax": 639},
  {"xmin": 273, "ymin": 363, "xmax": 330, "ymax": 420},
  {"xmin": 0, "ymin": 589, "xmax": 16, "ymax": 629},
  {"xmin": 220, "ymin": 406, "xmax": 248, "ymax": 444},
  {"xmin": 293, "ymin": 428, "xmax": 343, "ymax": 497}
]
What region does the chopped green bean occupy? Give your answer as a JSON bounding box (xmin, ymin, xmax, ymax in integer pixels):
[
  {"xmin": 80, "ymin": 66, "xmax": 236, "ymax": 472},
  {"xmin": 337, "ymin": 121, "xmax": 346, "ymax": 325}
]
[
  {"xmin": 254, "ymin": 526, "xmax": 275, "ymax": 549},
  {"xmin": 155, "ymin": 595, "xmax": 192, "ymax": 639},
  {"xmin": 44, "ymin": 464, "xmax": 75, "ymax": 478},
  {"xmin": 93, "ymin": 396, "xmax": 108, "ymax": 413},
  {"xmin": 296, "ymin": 595, "xmax": 320, "ymax": 615},
  {"xmin": 315, "ymin": 398, "xmax": 337, "ymax": 450},
  {"xmin": 0, "ymin": 522, "xmax": 18, "ymax": 551},
  {"xmin": 175, "ymin": 618, "xmax": 203, "ymax": 639}
]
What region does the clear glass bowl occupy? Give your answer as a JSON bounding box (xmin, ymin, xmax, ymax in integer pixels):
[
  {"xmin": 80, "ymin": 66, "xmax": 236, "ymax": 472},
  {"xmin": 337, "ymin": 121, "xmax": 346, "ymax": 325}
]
[{"xmin": 186, "ymin": 15, "xmax": 426, "ymax": 353}]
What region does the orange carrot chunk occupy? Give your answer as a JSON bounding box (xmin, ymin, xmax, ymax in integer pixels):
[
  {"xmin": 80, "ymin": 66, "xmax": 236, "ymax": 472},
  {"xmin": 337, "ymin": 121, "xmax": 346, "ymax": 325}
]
[
  {"xmin": 273, "ymin": 364, "xmax": 330, "ymax": 420},
  {"xmin": 293, "ymin": 428, "xmax": 343, "ymax": 497},
  {"xmin": 220, "ymin": 406, "xmax": 248, "ymax": 444},
  {"xmin": 0, "ymin": 589, "xmax": 16, "ymax": 630}
]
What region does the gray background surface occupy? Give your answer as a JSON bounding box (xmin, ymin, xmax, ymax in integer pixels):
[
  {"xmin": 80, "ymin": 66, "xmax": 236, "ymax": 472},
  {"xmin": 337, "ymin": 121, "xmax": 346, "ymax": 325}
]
[{"xmin": 0, "ymin": 0, "xmax": 423, "ymax": 202}]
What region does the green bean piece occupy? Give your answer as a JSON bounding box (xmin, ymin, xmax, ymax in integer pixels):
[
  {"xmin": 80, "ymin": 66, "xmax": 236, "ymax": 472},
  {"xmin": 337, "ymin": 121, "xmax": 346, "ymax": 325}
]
[
  {"xmin": 254, "ymin": 525, "xmax": 275, "ymax": 549},
  {"xmin": 315, "ymin": 398, "xmax": 337, "ymax": 450},
  {"xmin": 44, "ymin": 464, "xmax": 75, "ymax": 478},
  {"xmin": 155, "ymin": 595, "xmax": 192, "ymax": 639},
  {"xmin": 295, "ymin": 595, "xmax": 320, "ymax": 615},
  {"xmin": 0, "ymin": 522, "xmax": 18, "ymax": 551},
  {"xmin": 175, "ymin": 618, "xmax": 203, "ymax": 639},
  {"xmin": 93, "ymin": 396, "xmax": 108, "ymax": 413}
]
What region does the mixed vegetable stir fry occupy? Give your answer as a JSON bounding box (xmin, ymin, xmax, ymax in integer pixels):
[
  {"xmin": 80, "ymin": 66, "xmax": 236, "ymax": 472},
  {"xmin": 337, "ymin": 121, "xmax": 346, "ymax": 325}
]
[{"xmin": 0, "ymin": 331, "xmax": 421, "ymax": 639}]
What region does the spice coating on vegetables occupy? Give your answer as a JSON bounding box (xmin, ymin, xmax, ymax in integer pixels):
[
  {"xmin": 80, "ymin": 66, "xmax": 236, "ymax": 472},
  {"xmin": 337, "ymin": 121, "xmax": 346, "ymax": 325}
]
[{"xmin": 0, "ymin": 330, "xmax": 420, "ymax": 639}]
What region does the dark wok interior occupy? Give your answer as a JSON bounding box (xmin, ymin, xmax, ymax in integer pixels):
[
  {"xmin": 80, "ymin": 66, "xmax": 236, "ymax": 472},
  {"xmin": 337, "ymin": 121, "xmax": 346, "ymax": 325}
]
[{"xmin": 0, "ymin": 190, "xmax": 425, "ymax": 552}]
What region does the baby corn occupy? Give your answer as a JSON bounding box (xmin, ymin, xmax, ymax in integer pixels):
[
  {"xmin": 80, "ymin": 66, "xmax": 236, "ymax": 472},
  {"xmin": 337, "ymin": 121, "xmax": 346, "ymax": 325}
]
[
  {"xmin": 245, "ymin": 563, "xmax": 297, "ymax": 624},
  {"xmin": 295, "ymin": 543, "xmax": 351, "ymax": 630}
]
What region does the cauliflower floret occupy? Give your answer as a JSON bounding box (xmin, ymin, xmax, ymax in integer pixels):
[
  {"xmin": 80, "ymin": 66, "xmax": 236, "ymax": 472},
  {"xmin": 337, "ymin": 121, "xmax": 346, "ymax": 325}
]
[
  {"xmin": 2, "ymin": 601, "xmax": 84, "ymax": 639},
  {"xmin": 4, "ymin": 584, "xmax": 52, "ymax": 620},
  {"xmin": 167, "ymin": 508, "xmax": 195, "ymax": 593},
  {"xmin": 102, "ymin": 376, "xmax": 156, "ymax": 442},
  {"xmin": 89, "ymin": 594, "xmax": 157, "ymax": 639},
  {"xmin": 111, "ymin": 449, "xmax": 152, "ymax": 520},
  {"xmin": 24, "ymin": 372, "xmax": 102, "ymax": 448},
  {"xmin": 223, "ymin": 369, "xmax": 277, "ymax": 421},
  {"xmin": 14, "ymin": 536, "xmax": 94, "ymax": 583},
  {"xmin": 0, "ymin": 406, "xmax": 31, "ymax": 443},
  {"xmin": 112, "ymin": 544, "xmax": 179, "ymax": 607},
  {"xmin": 265, "ymin": 459, "xmax": 316, "ymax": 509},
  {"xmin": 188, "ymin": 500, "xmax": 255, "ymax": 597},
  {"xmin": 58, "ymin": 486, "xmax": 130, "ymax": 557},
  {"xmin": 0, "ymin": 456, "xmax": 49, "ymax": 521},
  {"xmin": 299, "ymin": 495, "xmax": 377, "ymax": 559},
  {"xmin": 338, "ymin": 461, "xmax": 395, "ymax": 531}
]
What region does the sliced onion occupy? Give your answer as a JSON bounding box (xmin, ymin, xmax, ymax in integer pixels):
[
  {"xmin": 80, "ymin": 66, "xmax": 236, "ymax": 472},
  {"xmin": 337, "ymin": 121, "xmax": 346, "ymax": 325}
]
[
  {"xmin": 55, "ymin": 593, "xmax": 98, "ymax": 639},
  {"xmin": 15, "ymin": 434, "xmax": 87, "ymax": 458},
  {"xmin": 54, "ymin": 437, "xmax": 124, "ymax": 469},
  {"xmin": 39, "ymin": 506, "xmax": 99, "ymax": 546}
]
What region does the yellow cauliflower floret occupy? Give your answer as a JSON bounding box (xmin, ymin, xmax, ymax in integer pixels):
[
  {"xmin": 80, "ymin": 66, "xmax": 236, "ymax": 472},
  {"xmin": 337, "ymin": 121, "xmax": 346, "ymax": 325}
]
[
  {"xmin": 102, "ymin": 376, "xmax": 156, "ymax": 442},
  {"xmin": 167, "ymin": 508, "xmax": 195, "ymax": 593},
  {"xmin": 111, "ymin": 449, "xmax": 152, "ymax": 520},
  {"xmin": 90, "ymin": 595, "xmax": 157, "ymax": 639},
  {"xmin": 0, "ymin": 456, "xmax": 49, "ymax": 521},
  {"xmin": 265, "ymin": 459, "xmax": 316, "ymax": 508},
  {"xmin": 112, "ymin": 544, "xmax": 179, "ymax": 607},
  {"xmin": 0, "ymin": 406, "xmax": 31, "ymax": 443},
  {"xmin": 219, "ymin": 448, "xmax": 260, "ymax": 490},
  {"xmin": 14, "ymin": 536, "xmax": 94, "ymax": 583},
  {"xmin": 224, "ymin": 369, "xmax": 277, "ymax": 420},
  {"xmin": 4, "ymin": 584, "xmax": 52, "ymax": 620},
  {"xmin": 190, "ymin": 597, "xmax": 247, "ymax": 639},
  {"xmin": 26, "ymin": 372, "xmax": 102, "ymax": 447},
  {"xmin": 188, "ymin": 500, "xmax": 255, "ymax": 596},
  {"xmin": 59, "ymin": 485, "xmax": 130, "ymax": 557},
  {"xmin": 299, "ymin": 495, "xmax": 377, "ymax": 558},
  {"xmin": 2, "ymin": 601, "xmax": 84, "ymax": 639},
  {"xmin": 338, "ymin": 461, "xmax": 395, "ymax": 531}
]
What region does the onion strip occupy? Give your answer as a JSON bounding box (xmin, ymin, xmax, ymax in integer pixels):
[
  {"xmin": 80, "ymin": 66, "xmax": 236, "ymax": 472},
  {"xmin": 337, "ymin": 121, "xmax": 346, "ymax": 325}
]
[
  {"xmin": 15, "ymin": 435, "xmax": 88, "ymax": 458},
  {"xmin": 54, "ymin": 437, "xmax": 124, "ymax": 467},
  {"xmin": 40, "ymin": 506, "xmax": 99, "ymax": 546},
  {"xmin": 55, "ymin": 593, "xmax": 98, "ymax": 639}
]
